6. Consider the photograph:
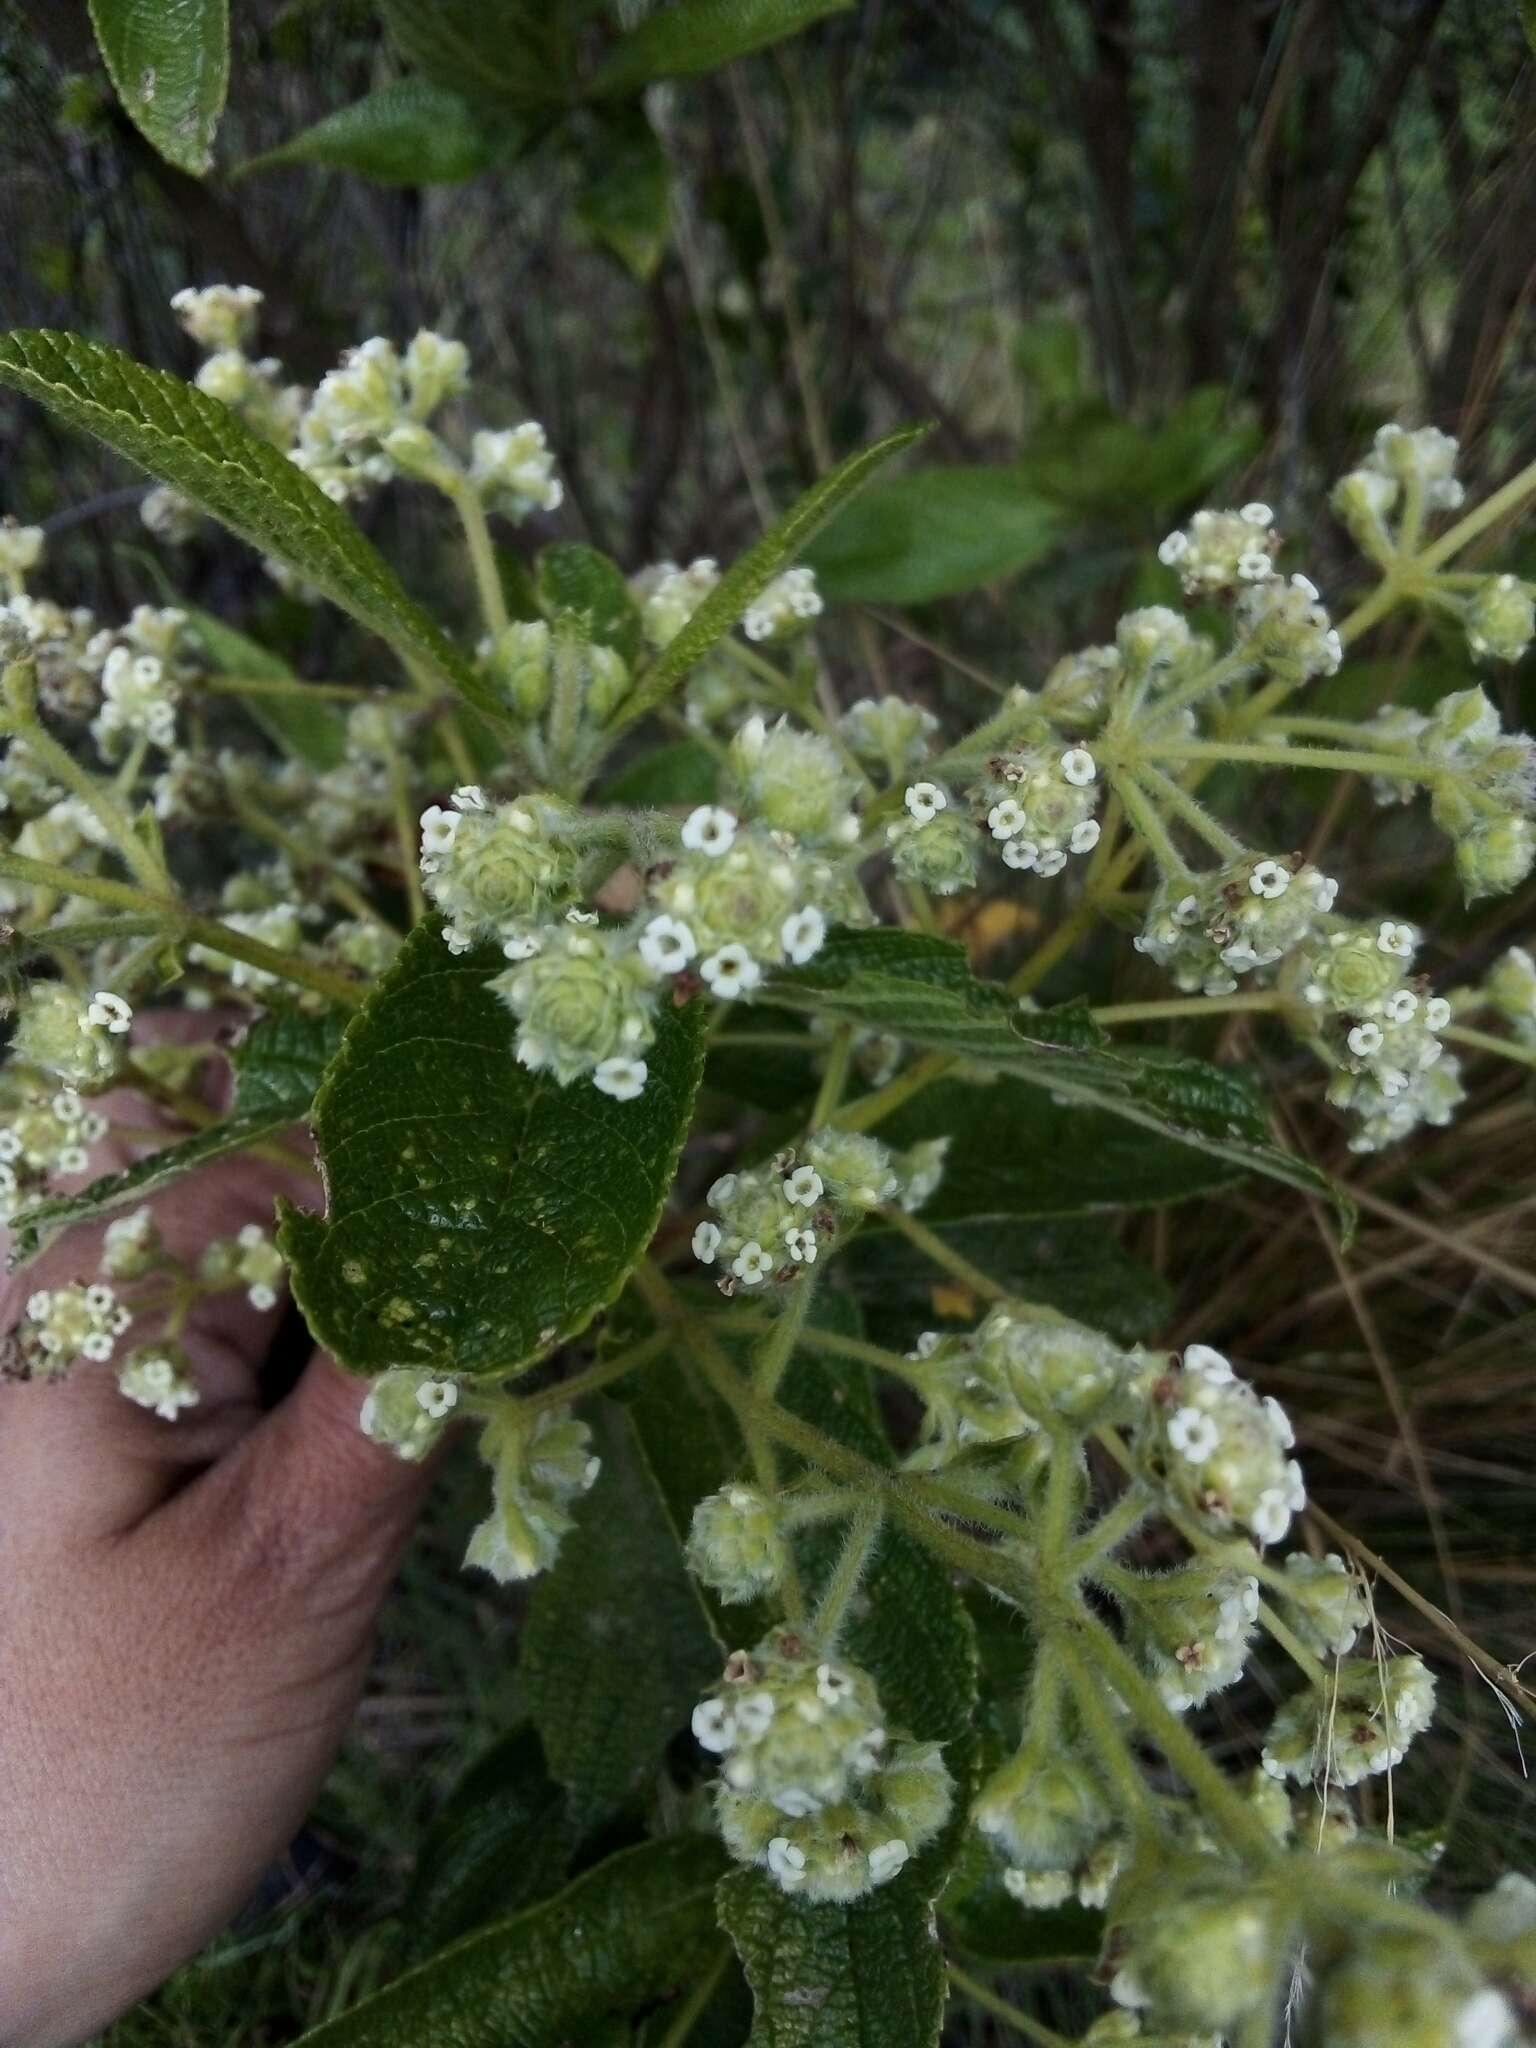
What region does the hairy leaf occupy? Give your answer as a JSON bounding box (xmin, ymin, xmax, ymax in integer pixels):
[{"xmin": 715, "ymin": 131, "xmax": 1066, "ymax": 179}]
[
  {"xmin": 617, "ymin": 424, "xmax": 930, "ymax": 726},
  {"xmin": 0, "ymin": 331, "xmax": 502, "ymax": 722},
  {"xmin": 594, "ymin": 0, "xmax": 853, "ymax": 96},
  {"xmin": 520, "ymin": 1407, "xmax": 721, "ymax": 1833},
  {"xmin": 771, "ymin": 930, "xmax": 1349, "ymax": 1225},
  {"xmin": 292, "ymin": 1835, "xmax": 728, "ymax": 2045},
  {"xmin": 380, "ymin": 0, "xmax": 571, "ymax": 109},
  {"xmin": 535, "ymin": 541, "xmax": 643, "ymax": 660},
  {"xmin": 88, "ymin": 0, "xmax": 229, "ymax": 175},
  {"xmin": 805, "ymin": 466, "xmax": 1066, "ymax": 603},
  {"xmin": 8, "ymin": 1008, "xmax": 345, "ymax": 1265},
  {"xmin": 278, "ymin": 921, "xmax": 706, "ymax": 1377},
  {"xmin": 242, "ymin": 78, "xmax": 500, "ymax": 185},
  {"xmin": 574, "ymin": 113, "xmax": 672, "ymax": 281},
  {"xmin": 183, "ymin": 608, "xmax": 348, "ymax": 769}
]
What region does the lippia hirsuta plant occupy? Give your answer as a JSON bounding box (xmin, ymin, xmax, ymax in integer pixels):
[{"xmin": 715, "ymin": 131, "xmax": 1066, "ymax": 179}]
[{"xmin": 1, "ymin": 285, "xmax": 1535, "ymax": 2047}]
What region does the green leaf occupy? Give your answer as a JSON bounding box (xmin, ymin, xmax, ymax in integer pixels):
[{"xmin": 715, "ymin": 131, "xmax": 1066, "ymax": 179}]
[
  {"xmin": 241, "ymin": 78, "xmax": 500, "ymax": 185},
  {"xmin": 535, "ymin": 541, "xmax": 643, "ymax": 660},
  {"xmin": 292, "ymin": 1835, "xmax": 729, "ymax": 2045},
  {"xmin": 380, "ymin": 0, "xmax": 571, "ymax": 110},
  {"xmin": 593, "ymin": 0, "xmax": 853, "ymax": 97},
  {"xmin": 805, "ymin": 466, "xmax": 1066, "ymax": 604},
  {"xmin": 0, "ymin": 331, "xmax": 502, "ymax": 724},
  {"xmin": 718, "ymin": 1864, "xmax": 946, "ymax": 2048},
  {"xmin": 520, "ymin": 1406, "xmax": 721, "ymax": 1833},
  {"xmin": 1015, "ymin": 388, "xmax": 1260, "ymax": 526},
  {"xmin": 405, "ymin": 1723, "xmax": 574, "ymax": 1957},
  {"xmin": 771, "ymin": 930, "xmax": 1349, "ymax": 1226},
  {"xmin": 598, "ymin": 738, "xmax": 720, "ymax": 808},
  {"xmin": 88, "ymin": 0, "xmax": 229, "ymax": 175},
  {"xmin": 182, "ymin": 607, "xmax": 348, "ymax": 769},
  {"xmin": 278, "ymin": 921, "xmax": 706, "ymax": 1378},
  {"xmin": 575, "ymin": 112, "xmax": 672, "ymax": 281},
  {"xmin": 618, "ymin": 424, "xmax": 930, "ymax": 727},
  {"xmin": 8, "ymin": 1007, "xmax": 345, "ymax": 1266}
]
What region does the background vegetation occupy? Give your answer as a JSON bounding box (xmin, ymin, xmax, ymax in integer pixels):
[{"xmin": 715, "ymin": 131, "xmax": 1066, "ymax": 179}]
[{"xmin": 1, "ymin": 1, "xmax": 1533, "ymax": 2039}]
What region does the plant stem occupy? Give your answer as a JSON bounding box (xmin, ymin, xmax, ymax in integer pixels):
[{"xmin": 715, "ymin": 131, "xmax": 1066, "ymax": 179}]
[
  {"xmin": 1064, "ymin": 1481, "xmax": 1151, "ymax": 1574},
  {"xmin": 1131, "ymin": 763, "xmax": 1247, "ymax": 859},
  {"xmin": 1091, "ymin": 991, "xmax": 1282, "ymax": 1027},
  {"xmin": 832, "ymin": 1049, "xmax": 950, "ymax": 1134},
  {"xmin": 1112, "ymin": 769, "xmax": 1194, "ymax": 876},
  {"xmin": 449, "ymin": 480, "xmax": 510, "ymax": 641},
  {"xmin": 1444, "ymin": 1022, "xmax": 1536, "ymax": 1070},
  {"xmin": 653, "ymin": 1945, "xmax": 733, "ymax": 2048},
  {"xmin": 1053, "ymin": 1628, "xmax": 1166, "ymax": 1836},
  {"xmin": 520, "ymin": 1330, "xmax": 670, "ymax": 1415},
  {"xmin": 810, "ymin": 1024, "xmax": 854, "ymax": 1125},
  {"xmin": 1418, "ymin": 452, "xmax": 1536, "ymax": 570},
  {"xmin": 944, "ymin": 1965, "xmax": 1074, "ymax": 2048},
  {"xmin": 1143, "ymin": 737, "xmax": 1434, "ymax": 780},
  {"xmin": 811, "ymin": 1497, "xmax": 882, "ymax": 1647},
  {"xmin": 6, "ymin": 718, "xmax": 168, "ymax": 889},
  {"xmin": 875, "ymin": 1204, "xmax": 1017, "ymax": 1306},
  {"xmin": 180, "ymin": 912, "xmax": 367, "ymax": 1008}
]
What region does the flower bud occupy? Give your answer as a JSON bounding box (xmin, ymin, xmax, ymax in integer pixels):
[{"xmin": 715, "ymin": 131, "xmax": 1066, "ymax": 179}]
[
  {"xmin": 12, "ymin": 983, "xmax": 126, "ymax": 1091},
  {"xmin": 465, "ymin": 1404, "xmax": 599, "ymax": 1582},
  {"xmin": 1262, "ymin": 1654, "xmax": 1435, "ymax": 1787},
  {"xmin": 493, "ymin": 920, "xmax": 657, "ymax": 1090},
  {"xmin": 118, "ymin": 1342, "xmax": 199, "ymax": 1420},
  {"xmin": 1156, "ymin": 505, "xmax": 1278, "ymax": 595},
  {"xmin": 401, "ymin": 330, "xmax": 470, "ymax": 418},
  {"xmin": 1455, "ymin": 816, "xmax": 1535, "ymax": 900},
  {"xmin": 100, "ymin": 1204, "xmax": 161, "ymax": 1281},
  {"xmin": 1316, "ymin": 1933, "xmax": 1515, "ymax": 2048},
  {"xmin": 170, "ymin": 283, "xmax": 263, "ymax": 353},
  {"xmin": 888, "ymin": 806, "xmax": 982, "ymax": 895},
  {"xmin": 486, "ymin": 620, "xmax": 553, "ymax": 719},
  {"xmin": 635, "ymin": 558, "xmax": 719, "ymax": 648},
  {"xmin": 974, "ymin": 1744, "xmax": 1112, "ymax": 1874},
  {"xmin": 1113, "ymin": 1879, "xmax": 1277, "ymax": 2033},
  {"xmin": 468, "ymin": 423, "xmax": 563, "ymax": 520},
  {"xmin": 1234, "ymin": 573, "xmax": 1343, "ymax": 683},
  {"xmin": 359, "ymin": 1369, "xmax": 460, "ymax": 1461},
  {"xmin": 1146, "ymin": 1344, "xmax": 1304, "ymax": 1546},
  {"xmin": 1278, "ymin": 1551, "xmax": 1368, "ymax": 1657},
  {"xmin": 727, "ymin": 715, "xmax": 858, "ymax": 846},
  {"xmin": 838, "ymin": 695, "xmax": 939, "ymax": 777},
  {"xmin": 741, "ymin": 566, "xmax": 823, "ymax": 644},
  {"xmin": 1485, "ymin": 946, "xmax": 1536, "ymax": 1043},
  {"xmin": 1365, "ymin": 423, "xmax": 1464, "ymax": 509},
  {"xmin": 687, "ymin": 1484, "xmax": 790, "ymax": 1603},
  {"xmin": 1464, "ymin": 574, "xmax": 1534, "ymax": 664}
]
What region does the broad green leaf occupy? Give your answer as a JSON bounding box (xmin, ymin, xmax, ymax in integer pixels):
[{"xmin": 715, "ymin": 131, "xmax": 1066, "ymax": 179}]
[
  {"xmin": 598, "ymin": 737, "xmax": 720, "ymax": 808},
  {"xmin": 183, "ymin": 607, "xmax": 348, "ymax": 769},
  {"xmin": 241, "ymin": 78, "xmax": 500, "ymax": 185},
  {"xmin": 593, "ymin": 0, "xmax": 853, "ymax": 96},
  {"xmin": 88, "ymin": 0, "xmax": 229, "ymax": 175},
  {"xmin": 770, "ymin": 930, "xmax": 1350, "ymax": 1225},
  {"xmin": 8, "ymin": 1008, "xmax": 345, "ymax": 1266},
  {"xmin": 942, "ymin": 1840, "xmax": 1103, "ymax": 1967},
  {"xmin": 278, "ymin": 921, "xmax": 706, "ymax": 1377},
  {"xmin": 292, "ymin": 1835, "xmax": 729, "ymax": 2045},
  {"xmin": 869, "ymin": 1074, "xmax": 1244, "ymax": 1219},
  {"xmin": 381, "ymin": 0, "xmax": 571, "ymax": 109},
  {"xmin": 575, "ymin": 112, "xmax": 672, "ymax": 281},
  {"xmin": 0, "ymin": 332, "xmax": 503, "ymax": 724},
  {"xmin": 845, "ymin": 1217, "xmax": 1172, "ymax": 1350},
  {"xmin": 405, "ymin": 1723, "xmax": 574, "ymax": 1957},
  {"xmin": 520, "ymin": 1407, "xmax": 721, "ymax": 1832},
  {"xmin": 1014, "ymin": 387, "xmax": 1259, "ymax": 526},
  {"xmin": 805, "ymin": 466, "xmax": 1066, "ymax": 604},
  {"xmin": 617, "ymin": 424, "xmax": 930, "ymax": 727},
  {"xmin": 718, "ymin": 1865, "xmax": 946, "ymax": 2048},
  {"xmin": 535, "ymin": 541, "xmax": 643, "ymax": 660}
]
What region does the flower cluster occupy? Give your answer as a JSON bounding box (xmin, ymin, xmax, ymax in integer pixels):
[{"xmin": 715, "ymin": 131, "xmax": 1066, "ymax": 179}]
[
  {"xmin": 117, "ymin": 1343, "xmax": 200, "ymax": 1420},
  {"xmin": 1380, "ymin": 688, "xmax": 1535, "ymax": 899},
  {"xmin": 360, "ymin": 1369, "xmax": 462, "ymax": 1462},
  {"xmin": 1485, "ymin": 945, "xmax": 1536, "ymax": 1045},
  {"xmin": 0, "ymin": 1081, "xmax": 107, "ymax": 1220},
  {"xmin": 1157, "ymin": 502, "xmax": 1279, "ymax": 594},
  {"xmin": 1135, "ymin": 855, "xmax": 1338, "ymax": 996},
  {"xmin": 1122, "ymin": 1559, "xmax": 1262, "ymax": 1712},
  {"xmin": 11, "ymin": 982, "xmax": 132, "ymax": 1091},
  {"xmin": 687, "ymin": 1483, "xmax": 790, "ymax": 1603},
  {"xmin": 975, "ymin": 1739, "xmax": 1117, "ymax": 1907},
  {"xmin": 694, "ymin": 1630, "xmax": 953, "ymax": 1901},
  {"xmin": 464, "ymin": 1404, "xmax": 600, "ymax": 1583},
  {"xmin": 1262, "ymin": 1653, "xmax": 1437, "ymax": 1786},
  {"xmin": 1144, "ymin": 1343, "xmax": 1305, "ymax": 1547},
  {"xmin": 419, "ymin": 787, "xmax": 584, "ymax": 954},
  {"xmin": 635, "ymin": 557, "xmax": 719, "ymax": 648},
  {"xmin": 890, "ymin": 740, "xmax": 1103, "ymax": 895},
  {"xmin": 20, "ymin": 1280, "xmax": 132, "ymax": 1376},
  {"xmin": 291, "ymin": 331, "xmax": 471, "ymax": 501}
]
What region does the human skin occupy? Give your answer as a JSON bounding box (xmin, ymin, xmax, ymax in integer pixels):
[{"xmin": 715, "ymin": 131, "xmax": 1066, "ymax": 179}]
[{"xmin": 0, "ymin": 1023, "xmax": 434, "ymax": 2046}]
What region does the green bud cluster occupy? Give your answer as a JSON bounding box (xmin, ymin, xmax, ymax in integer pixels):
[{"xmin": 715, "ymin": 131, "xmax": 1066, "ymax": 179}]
[
  {"xmin": 886, "ymin": 789, "xmax": 983, "ymax": 895},
  {"xmin": 1262, "ymin": 1653, "xmax": 1436, "ymax": 1787},
  {"xmin": 1143, "ymin": 1343, "xmax": 1304, "ymax": 1547},
  {"xmin": 1277, "ymin": 1550, "xmax": 1369, "ymax": 1657},
  {"xmin": 418, "ymin": 786, "xmax": 585, "ymax": 955},
  {"xmin": 634, "ymin": 557, "xmax": 719, "ymax": 649},
  {"xmin": 493, "ymin": 916, "xmax": 658, "ymax": 1093},
  {"xmin": 1484, "ymin": 945, "xmax": 1536, "ymax": 1044},
  {"xmin": 725, "ymin": 715, "xmax": 860, "ymax": 848},
  {"xmin": 1135, "ymin": 854, "xmax": 1338, "ymax": 996},
  {"xmin": 359, "ymin": 1368, "xmax": 461, "ymax": 1462},
  {"xmin": 1120, "ymin": 1559, "xmax": 1261, "ymax": 1712},
  {"xmin": 1233, "ymin": 572, "xmax": 1343, "ymax": 683},
  {"xmin": 974, "ymin": 1739, "xmax": 1114, "ymax": 1886},
  {"xmin": 1314, "ymin": 1930, "xmax": 1516, "ymax": 2048},
  {"xmin": 465, "ymin": 1404, "xmax": 600, "ymax": 1583},
  {"xmin": 1463, "ymin": 573, "xmax": 1535, "ymax": 664},
  {"xmin": 0, "ymin": 1076, "xmax": 107, "ymax": 1220},
  {"xmin": 21, "ymin": 1278, "xmax": 131, "ymax": 1376},
  {"xmin": 1108, "ymin": 1856, "xmax": 1282, "ymax": 2035},
  {"xmin": 687, "ymin": 1483, "xmax": 790, "ymax": 1602},
  {"xmin": 12, "ymin": 982, "xmax": 127, "ymax": 1091},
  {"xmin": 117, "ymin": 1341, "xmax": 199, "ymax": 1420},
  {"xmin": 837, "ymin": 694, "xmax": 939, "ymax": 778},
  {"xmin": 1157, "ymin": 503, "xmax": 1279, "ymax": 594}
]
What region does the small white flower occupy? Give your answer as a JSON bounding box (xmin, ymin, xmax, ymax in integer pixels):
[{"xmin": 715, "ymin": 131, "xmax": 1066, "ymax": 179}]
[
  {"xmin": 1377, "ymin": 920, "xmax": 1415, "ymax": 957},
  {"xmin": 1241, "ymin": 501, "xmax": 1274, "ymax": 526},
  {"xmin": 451, "ymin": 784, "xmax": 489, "ymax": 812},
  {"xmin": 1168, "ymin": 1406, "xmax": 1220, "ymax": 1464},
  {"xmin": 987, "ymin": 798, "xmax": 1026, "ymax": 840},
  {"xmin": 868, "ymin": 1840, "xmax": 910, "ymax": 1886},
  {"xmin": 1158, "ymin": 531, "xmax": 1190, "ymax": 564},
  {"xmin": 1060, "ymin": 747, "xmax": 1097, "ymax": 786},
  {"xmin": 594, "ymin": 1056, "xmax": 647, "ymax": 1101},
  {"xmin": 708, "ymin": 1173, "xmax": 739, "ymax": 1206},
  {"xmin": 83, "ymin": 991, "xmax": 133, "ymax": 1035},
  {"xmin": 419, "ymin": 804, "xmax": 460, "ymax": 857},
  {"xmin": 1001, "ymin": 838, "xmax": 1039, "ymax": 872},
  {"xmin": 1262, "ymin": 1394, "xmax": 1296, "ymax": 1449},
  {"xmin": 443, "ymin": 924, "xmax": 476, "ymax": 956},
  {"xmin": 904, "ymin": 781, "xmax": 946, "ymax": 824},
  {"xmin": 1347, "ymin": 1021, "xmax": 1384, "ymax": 1058},
  {"xmin": 639, "ymin": 914, "xmax": 697, "ymax": 975},
  {"xmin": 781, "ymin": 906, "xmax": 827, "ymax": 965},
  {"xmin": 816, "ymin": 1662, "xmax": 853, "ymax": 1704},
  {"xmin": 1454, "ymin": 1990, "xmax": 1517, "ymax": 2048},
  {"xmin": 1070, "ymin": 819, "xmax": 1101, "ymax": 854},
  {"xmin": 565, "ymin": 908, "xmax": 600, "ymax": 927},
  {"xmin": 700, "ymin": 945, "xmax": 762, "ymax": 1000},
  {"xmin": 693, "ymin": 1221, "xmax": 722, "ymax": 1265},
  {"xmin": 734, "ymin": 1689, "xmax": 776, "ymax": 1738},
  {"xmin": 1249, "ymin": 1488, "xmax": 1292, "ymax": 1545},
  {"xmin": 1425, "ymin": 995, "xmax": 1452, "ymax": 1032},
  {"xmin": 248, "ymin": 1282, "xmax": 279, "ymax": 1312},
  {"xmin": 732, "ymin": 1241, "xmax": 774, "ymax": 1285},
  {"xmin": 681, "ymin": 805, "xmax": 738, "ymax": 857},
  {"xmin": 1183, "ymin": 1343, "xmax": 1234, "ymax": 1381},
  {"xmin": 1034, "ymin": 847, "xmax": 1067, "ymax": 878},
  {"xmin": 692, "ymin": 1699, "xmax": 736, "ymax": 1752},
  {"xmin": 784, "ymin": 1165, "xmax": 824, "ymax": 1207},
  {"xmin": 784, "ymin": 1225, "xmax": 818, "ymax": 1264},
  {"xmin": 415, "ymin": 1378, "xmax": 458, "ymax": 1419},
  {"xmin": 766, "ymin": 1837, "xmax": 807, "ymax": 1888},
  {"xmin": 1383, "ymin": 989, "xmax": 1419, "ymax": 1023},
  {"xmin": 502, "ymin": 932, "xmax": 543, "ymax": 961},
  {"xmin": 1249, "ymin": 859, "xmax": 1290, "ymax": 899}
]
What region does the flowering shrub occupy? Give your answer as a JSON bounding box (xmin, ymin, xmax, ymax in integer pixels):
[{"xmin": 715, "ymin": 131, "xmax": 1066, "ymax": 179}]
[{"xmin": 1, "ymin": 291, "xmax": 1535, "ymax": 2047}]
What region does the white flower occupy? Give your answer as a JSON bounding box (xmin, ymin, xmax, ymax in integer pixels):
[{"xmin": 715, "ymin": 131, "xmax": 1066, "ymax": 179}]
[
  {"xmin": 732, "ymin": 1241, "xmax": 774, "ymax": 1285},
  {"xmin": 784, "ymin": 1226, "xmax": 818, "ymax": 1264},
  {"xmin": 681, "ymin": 805, "xmax": 738, "ymax": 856},
  {"xmin": 594, "ymin": 1056, "xmax": 647, "ymax": 1101},
  {"xmin": 868, "ymin": 1840, "xmax": 910, "ymax": 1886},
  {"xmin": 83, "ymin": 991, "xmax": 132, "ymax": 1035},
  {"xmin": 1183, "ymin": 1343, "xmax": 1234, "ymax": 1381},
  {"xmin": 1060, "ymin": 747, "xmax": 1097, "ymax": 786},
  {"xmin": 692, "ymin": 1699, "xmax": 736, "ymax": 1752},
  {"xmin": 766, "ymin": 1837, "xmax": 807, "ymax": 1888},
  {"xmin": 452, "ymin": 784, "xmax": 489, "ymax": 812},
  {"xmin": 987, "ymin": 798, "xmax": 1026, "ymax": 840},
  {"xmin": 735, "ymin": 1689, "xmax": 777, "ymax": 1739},
  {"xmin": 502, "ymin": 932, "xmax": 542, "ymax": 961},
  {"xmin": 1069, "ymin": 819, "xmax": 1101, "ymax": 854},
  {"xmin": 444, "ymin": 924, "xmax": 475, "ymax": 955},
  {"xmin": 1454, "ymin": 1990, "xmax": 1517, "ymax": 2048},
  {"xmin": 415, "ymin": 1378, "xmax": 458, "ymax": 1419},
  {"xmin": 639, "ymin": 914, "xmax": 697, "ymax": 975},
  {"xmin": 1241, "ymin": 501, "xmax": 1273, "ymax": 526},
  {"xmin": 693, "ymin": 1221, "xmax": 722, "ymax": 1265},
  {"xmin": 1384, "ymin": 989, "xmax": 1419, "ymax": 1023},
  {"xmin": 904, "ymin": 781, "xmax": 947, "ymax": 824},
  {"xmin": 816, "ymin": 1662, "xmax": 853, "ymax": 1703},
  {"xmin": 1249, "ymin": 1487, "xmax": 1293, "ymax": 1545},
  {"xmin": 708, "ymin": 1173, "xmax": 739, "ymax": 1206},
  {"xmin": 1377, "ymin": 920, "xmax": 1415, "ymax": 957},
  {"xmin": 1425, "ymin": 995, "xmax": 1452, "ymax": 1031},
  {"xmin": 419, "ymin": 804, "xmax": 460, "ymax": 859},
  {"xmin": 781, "ymin": 906, "xmax": 827, "ymax": 965},
  {"xmin": 1249, "ymin": 860, "xmax": 1290, "ymax": 899},
  {"xmin": 784, "ymin": 1165, "xmax": 824, "ymax": 1208},
  {"xmin": 1001, "ymin": 838, "xmax": 1040, "ymax": 872},
  {"xmin": 1168, "ymin": 1406, "xmax": 1220, "ymax": 1464},
  {"xmin": 1347, "ymin": 1022, "xmax": 1384, "ymax": 1057},
  {"xmin": 1035, "ymin": 847, "xmax": 1067, "ymax": 878},
  {"xmin": 700, "ymin": 945, "xmax": 762, "ymax": 1000},
  {"xmin": 1262, "ymin": 1394, "xmax": 1296, "ymax": 1449},
  {"xmin": 565, "ymin": 909, "xmax": 599, "ymax": 927}
]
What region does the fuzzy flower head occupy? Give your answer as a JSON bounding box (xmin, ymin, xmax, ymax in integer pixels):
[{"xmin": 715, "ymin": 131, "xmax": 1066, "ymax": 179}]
[
  {"xmin": 1146, "ymin": 1344, "xmax": 1304, "ymax": 1547},
  {"xmin": 1157, "ymin": 503, "xmax": 1279, "ymax": 595},
  {"xmin": 1262, "ymin": 1654, "xmax": 1436, "ymax": 1788},
  {"xmin": 465, "ymin": 1404, "xmax": 599, "ymax": 1583},
  {"xmin": 887, "ymin": 799, "xmax": 982, "ymax": 896},
  {"xmin": 636, "ymin": 558, "xmax": 720, "ymax": 649},
  {"xmin": 1278, "ymin": 1551, "xmax": 1369, "ymax": 1658},
  {"xmin": 1365, "ymin": 423, "xmax": 1465, "ymax": 511},
  {"xmin": 1235, "ymin": 572, "xmax": 1343, "ymax": 684},
  {"xmin": 1485, "ymin": 945, "xmax": 1536, "ymax": 1045},
  {"xmin": 1464, "ymin": 573, "xmax": 1534, "ymax": 666},
  {"xmin": 100, "ymin": 1204, "xmax": 161, "ymax": 1281},
  {"xmin": 1124, "ymin": 1560, "xmax": 1262, "ymax": 1713},
  {"xmin": 693, "ymin": 1630, "xmax": 889, "ymax": 1814},
  {"xmin": 419, "ymin": 790, "xmax": 584, "ymax": 951},
  {"xmin": 90, "ymin": 642, "xmax": 180, "ymax": 758},
  {"xmin": 118, "ymin": 1343, "xmax": 199, "ymax": 1421},
  {"xmin": 649, "ymin": 820, "xmax": 853, "ymax": 982},
  {"xmin": 1135, "ymin": 857, "xmax": 1337, "ymax": 996},
  {"xmin": 468, "ymin": 422, "xmax": 563, "ymax": 520},
  {"xmin": 973, "ymin": 742, "xmax": 1102, "ymax": 880},
  {"xmin": 741, "ymin": 566, "xmax": 823, "ymax": 644},
  {"xmin": 21, "ymin": 1280, "xmax": 132, "ymax": 1378},
  {"xmin": 838, "ymin": 696, "xmax": 939, "ymax": 779},
  {"xmin": 974, "ymin": 1741, "xmax": 1113, "ymax": 1880},
  {"xmin": 726, "ymin": 715, "xmax": 860, "ymax": 848},
  {"xmin": 493, "ymin": 918, "xmax": 658, "ymax": 1091},
  {"xmin": 170, "ymin": 283, "xmax": 264, "ymax": 353},
  {"xmin": 1317, "ymin": 1931, "xmax": 1517, "ymax": 2048},
  {"xmin": 12, "ymin": 983, "xmax": 127, "ymax": 1092},
  {"xmin": 687, "ymin": 1483, "xmax": 790, "ymax": 1604},
  {"xmin": 910, "ymin": 1309, "xmax": 1150, "ymax": 1466},
  {"xmin": 0, "ymin": 1083, "xmax": 107, "ymax": 1215}
]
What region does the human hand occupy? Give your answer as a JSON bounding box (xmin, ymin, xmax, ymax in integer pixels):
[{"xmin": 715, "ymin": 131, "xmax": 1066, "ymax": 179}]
[{"xmin": 0, "ymin": 1023, "xmax": 434, "ymax": 2048}]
